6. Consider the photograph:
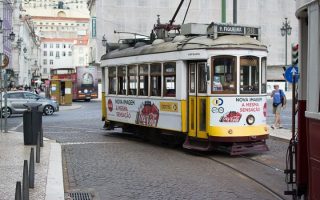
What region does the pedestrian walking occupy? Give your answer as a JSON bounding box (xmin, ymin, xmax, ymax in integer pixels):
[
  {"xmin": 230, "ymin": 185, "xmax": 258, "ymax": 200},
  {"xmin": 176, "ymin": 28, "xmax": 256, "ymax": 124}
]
[{"xmin": 271, "ymin": 84, "xmax": 286, "ymax": 129}]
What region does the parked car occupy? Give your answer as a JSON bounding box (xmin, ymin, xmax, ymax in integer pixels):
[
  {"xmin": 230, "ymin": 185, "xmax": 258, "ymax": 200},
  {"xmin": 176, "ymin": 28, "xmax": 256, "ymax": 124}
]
[{"xmin": 0, "ymin": 91, "xmax": 59, "ymax": 118}]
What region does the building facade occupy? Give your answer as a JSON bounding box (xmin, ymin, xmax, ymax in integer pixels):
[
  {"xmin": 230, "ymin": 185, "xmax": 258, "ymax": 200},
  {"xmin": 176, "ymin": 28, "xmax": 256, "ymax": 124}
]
[
  {"xmin": 88, "ymin": 0, "xmax": 298, "ymax": 90},
  {"xmin": 22, "ymin": 0, "xmax": 90, "ymax": 80}
]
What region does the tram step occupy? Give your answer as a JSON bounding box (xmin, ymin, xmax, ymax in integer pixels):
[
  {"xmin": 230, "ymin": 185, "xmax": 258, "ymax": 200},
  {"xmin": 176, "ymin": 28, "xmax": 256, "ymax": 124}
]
[{"xmin": 183, "ymin": 137, "xmax": 213, "ymax": 151}]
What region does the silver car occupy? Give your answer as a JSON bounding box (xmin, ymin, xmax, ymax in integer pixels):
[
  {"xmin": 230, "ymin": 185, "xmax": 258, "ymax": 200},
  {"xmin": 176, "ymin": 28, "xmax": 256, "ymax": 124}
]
[{"xmin": 1, "ymin": 91, "xmax": 59, "ymax": 118}]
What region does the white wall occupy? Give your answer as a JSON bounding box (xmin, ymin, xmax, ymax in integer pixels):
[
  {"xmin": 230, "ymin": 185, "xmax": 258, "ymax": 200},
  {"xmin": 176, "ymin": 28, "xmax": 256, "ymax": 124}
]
[{"xmin": 90, "ymin": 0, "xmax": 298, "ymax": 67}]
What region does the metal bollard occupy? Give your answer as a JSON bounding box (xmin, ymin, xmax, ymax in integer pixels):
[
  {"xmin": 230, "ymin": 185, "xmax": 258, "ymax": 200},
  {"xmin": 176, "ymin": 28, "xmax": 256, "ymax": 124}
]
[
  {"xmin": 36, "ymin": 134, "xmax": 40, "ymax": 163},
  {"xmin": 15, "ymin": 181, "xmax": 22, "ymax": 200},
  {"xmin": 40, "ymin": 128, "xmax": 44, "ymax": 147},
  {"xmin": 22, "ymin": 160, "xmax": 29, "ymax": 200},
  {"xmin": 29, "ymin": 148, "xmax": 35, "ymax": 188}
]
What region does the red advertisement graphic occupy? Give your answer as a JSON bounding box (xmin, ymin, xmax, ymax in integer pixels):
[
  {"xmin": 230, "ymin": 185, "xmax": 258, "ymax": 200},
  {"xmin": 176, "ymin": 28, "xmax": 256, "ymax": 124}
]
[
  {"xmin": 219, "ymin": 111, "xmax": 242, "ymax": 122},
  {"xmin": 108, "ymin": 99, "xmax": 113, "ymax": 112},
  {"xmin": 136, "ymin": 101, "xmax": 159, "ymax": 127}
]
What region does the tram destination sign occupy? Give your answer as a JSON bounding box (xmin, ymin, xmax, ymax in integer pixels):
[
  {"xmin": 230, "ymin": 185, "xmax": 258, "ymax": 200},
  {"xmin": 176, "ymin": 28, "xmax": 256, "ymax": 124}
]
[
  {"xmin": 217, "ymin": 24, "xmax": 244, "ymax": 35},
  {"xmin": 216, "ymin": 24, "xmax": 259, "ymax": 36}
]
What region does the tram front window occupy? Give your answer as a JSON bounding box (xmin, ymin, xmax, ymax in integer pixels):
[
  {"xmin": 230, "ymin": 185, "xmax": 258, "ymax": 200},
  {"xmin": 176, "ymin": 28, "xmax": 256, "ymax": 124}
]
[
  {"xmin": 118, "ymin": 66, "xmax": 127, "ymax": 95},
  {"xmin": 108, "ymin": 67, "xmax": 116, "ymax": 94},
  {"xmin": 211, "ymin": 56, "xmax": 236, "ymax": 94},
  {"xmin": 240, "ymin": 56, "xmax": 259, "ymax": 94},
  {"xmin": 261, "ymin": 57, "xmax": 267, "ymax": 93}
]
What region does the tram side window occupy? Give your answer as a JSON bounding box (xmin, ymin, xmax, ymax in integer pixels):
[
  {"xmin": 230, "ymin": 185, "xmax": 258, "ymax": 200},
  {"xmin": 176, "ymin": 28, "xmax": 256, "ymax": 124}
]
[
  {"xmin": 108, "ymin": 67, "xmax": 116, "ymax": 94},
  {"xmin": 240, "ymin": 56, "xmax": 259, "ymax": 94},
  {"xmin": 261, "ymin": 57, "xmax": 267, "ymax": 93},
  {"xmin": 211, "ymin": 56, "xmax": 236, "ymax": 94},
  {"xmin": 139, "ymin": 64, "xmax": 149, "ymax": 96},
  {"xmin": 118, "ymin": 66, "xmax": 127, "ymax": 95},
  {"xmin": 128, "ymin": 65, "xmax": 137, "ymax": 95},
  {"xmin": 163, "ymin": 62, "xmax": 176, "ymax": 97},
  {"xmin": 150, "ymin": 63, "xmax": 161, "ymax": 96}
]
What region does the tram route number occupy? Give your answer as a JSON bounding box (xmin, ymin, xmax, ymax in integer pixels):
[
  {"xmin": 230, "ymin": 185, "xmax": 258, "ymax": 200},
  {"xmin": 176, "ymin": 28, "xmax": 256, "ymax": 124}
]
[{"xmin": 211, "ymin": 106, "xmax": 224, "ymax": 114}]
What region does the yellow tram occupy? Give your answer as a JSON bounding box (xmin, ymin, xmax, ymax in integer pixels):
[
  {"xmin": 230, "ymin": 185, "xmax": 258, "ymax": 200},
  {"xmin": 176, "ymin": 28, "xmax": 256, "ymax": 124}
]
[{"xmin": 100, "ymin": 22, "xmax": 269, "ymax": 155}]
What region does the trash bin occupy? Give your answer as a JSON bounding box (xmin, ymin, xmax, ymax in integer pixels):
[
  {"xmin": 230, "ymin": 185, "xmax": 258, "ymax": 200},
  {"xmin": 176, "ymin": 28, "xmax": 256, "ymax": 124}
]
[{"xmin": 23, "ymin": 103, "xmax": 42, "ymax": 145}]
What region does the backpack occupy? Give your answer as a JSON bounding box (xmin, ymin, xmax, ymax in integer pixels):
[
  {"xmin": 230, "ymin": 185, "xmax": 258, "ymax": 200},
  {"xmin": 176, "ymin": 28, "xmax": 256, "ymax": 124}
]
[{"xmin": 280, "ymin": 89, "xmax": 285, "ymax": 106}]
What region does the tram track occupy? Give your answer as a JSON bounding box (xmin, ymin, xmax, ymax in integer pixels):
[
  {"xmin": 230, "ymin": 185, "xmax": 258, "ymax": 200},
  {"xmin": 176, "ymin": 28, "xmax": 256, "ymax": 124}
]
[
  {"xmin": 48, "ymin": 125, "xmax": 287, "ymax": 199},
  {"xmin": 199, "ymin": 153, "xmax": 287, "ymax": 200}
]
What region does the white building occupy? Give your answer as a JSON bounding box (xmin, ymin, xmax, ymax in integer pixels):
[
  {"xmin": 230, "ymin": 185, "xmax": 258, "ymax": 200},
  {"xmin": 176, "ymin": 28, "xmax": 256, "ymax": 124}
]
[
  {"xmin": 88, "ymin": 0, "xmax": 298, "ymax": 89},
  {"xmin": 22, "ymin": 0, "xmax": 90, "ymax": 80}
]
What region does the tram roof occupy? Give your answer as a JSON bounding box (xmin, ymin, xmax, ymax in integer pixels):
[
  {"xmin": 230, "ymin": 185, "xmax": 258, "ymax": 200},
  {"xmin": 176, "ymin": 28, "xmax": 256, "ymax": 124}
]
[{"xmin": 101, "ymin": 35, "xmax": 267, "ymax": 60}]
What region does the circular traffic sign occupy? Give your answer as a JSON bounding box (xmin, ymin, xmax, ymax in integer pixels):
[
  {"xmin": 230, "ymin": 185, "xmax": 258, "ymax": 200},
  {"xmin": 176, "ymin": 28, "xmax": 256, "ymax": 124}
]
[{"xmin": 284, "ymin": 66, "xmax": 299, "ymax": 83}]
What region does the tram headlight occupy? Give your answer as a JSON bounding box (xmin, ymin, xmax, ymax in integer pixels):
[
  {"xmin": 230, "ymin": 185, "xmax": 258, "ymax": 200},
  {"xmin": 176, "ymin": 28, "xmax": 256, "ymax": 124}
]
[
  {"xmin": 78, "ymin": 90, "xmax": 82, "ymax": 94},
  {"xmin": 246, "ymin": 114, "xmax": 255, "ymax": 125}
]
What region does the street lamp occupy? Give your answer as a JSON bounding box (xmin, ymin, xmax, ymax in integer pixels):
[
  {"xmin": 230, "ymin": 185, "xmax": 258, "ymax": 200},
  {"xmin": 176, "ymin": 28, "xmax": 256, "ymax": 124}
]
[
  {"xmin": 280, "ymin": 17, "xmax": 292, "ymax": 67},
  {"xmin": 101, "ymin": 34, "xmax": 109, "ymax": 53}
]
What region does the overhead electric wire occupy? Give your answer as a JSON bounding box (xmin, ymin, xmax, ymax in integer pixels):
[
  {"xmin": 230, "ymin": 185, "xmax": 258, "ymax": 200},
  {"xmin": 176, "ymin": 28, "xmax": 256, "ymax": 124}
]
[{"xmin": 182, "ymin": 0, "xmax": 191, "ymax": 25}]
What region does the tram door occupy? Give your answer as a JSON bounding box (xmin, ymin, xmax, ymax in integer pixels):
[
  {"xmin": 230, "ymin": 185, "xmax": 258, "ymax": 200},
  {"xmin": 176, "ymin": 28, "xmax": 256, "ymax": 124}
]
[{"xmin": 188, "ymin": 62, "xmax": 208, "ymax": 139}]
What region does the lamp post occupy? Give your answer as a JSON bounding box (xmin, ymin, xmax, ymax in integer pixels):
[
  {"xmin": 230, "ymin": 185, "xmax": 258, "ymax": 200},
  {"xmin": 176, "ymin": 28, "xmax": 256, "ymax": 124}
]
[
  {"xmin": 280, "ymin": 17, "xmax": 292, "ymax": 67},
  {"xmin": 101, "ymin": 34, "xmax": 109, "ymax": 54},
  {"xmin": 280, "ymin": 17, "xmax": 292, "ymax": 92}
]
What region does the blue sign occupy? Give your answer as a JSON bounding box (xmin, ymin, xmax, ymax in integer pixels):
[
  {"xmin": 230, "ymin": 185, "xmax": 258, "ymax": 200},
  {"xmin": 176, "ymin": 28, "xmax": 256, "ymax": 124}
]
[
  {"xmin": 92, "ymin": 17, "xmax": 96, "ymax": 38},
  {"xmin": 284, "ymin": 65, "xmax": 300, "ymax": 83}
]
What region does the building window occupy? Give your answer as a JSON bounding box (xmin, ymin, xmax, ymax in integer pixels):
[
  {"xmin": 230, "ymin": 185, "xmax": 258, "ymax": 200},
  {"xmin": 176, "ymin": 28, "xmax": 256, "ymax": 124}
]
[
  {"xmin": 43, "ymin": 51, "xmax": 47, "ymax": 56},
  {"xmin": 49, "ymin": 60, "xmax": 53, "ymax": 65},
  {"xmin": 50, "ymin": 51, "xmax": 53, "ymax": 56},
  {"xmin": 163, "ymin": 62, "xmax": 176, "ymax": 97},
  {"xmin": 150, "ymin": 63, "xmax": 161, "ymax": 96},
  {"xmin": 63, "ymin": 44, "xmax": 66, "ymax": 48},
  {"xmin": 68, "ymin": 51, "xmax": 72, "ymax": 56},
  {"xmin": 62, "ymin": 51, "xmax": 66, "ymax": 56},
  {"xmin": 212, "ymin": 56, "xmax": 237, "ymax": 94},
  {"xmin": 50, "ymin": 44, "xmax": 53, "ymax": 48},
  {"xmin": 68, "ymin": 44, "xmax": 71, "ymax": 48},
  {"xmin": 43, "ymin": 68, "xmax": 47, "ymax": 74},
  {"xmin": 56, "ymin": 51, "xmax": 60, "ymax": 58},
  {"xmin": 56, "ymin": 44, "xmax": 60, "ymax": 48},
  {"xmin": 43, "ymin": 59, "xmax": 47, "ymax": 65},
  {"xmin": 43, "ymin": 44, "xmax": 47, "ymax": 48}
]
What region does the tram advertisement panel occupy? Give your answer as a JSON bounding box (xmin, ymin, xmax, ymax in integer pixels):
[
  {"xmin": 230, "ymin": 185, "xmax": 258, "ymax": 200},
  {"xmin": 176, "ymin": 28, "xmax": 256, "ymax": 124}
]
[
  {"xmin": 106, "ymin": 97, "xmax": 181, "ymax": 131},
  {"xmin": 210, "ymin": 97, "xmax": 267, "ymax": 126}
]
